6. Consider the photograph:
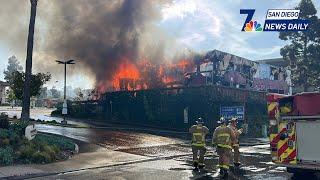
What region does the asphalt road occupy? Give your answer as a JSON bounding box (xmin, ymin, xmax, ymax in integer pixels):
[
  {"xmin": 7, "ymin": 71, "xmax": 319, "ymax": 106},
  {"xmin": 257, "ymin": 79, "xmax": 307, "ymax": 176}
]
[
  {"xmin": 32, "ymin": 128, "xmax": 292, "ymax": 179},
  {"xmin": 1, "ymin": 107, "xmax": 292, "ymax": 179},
  {"xmin": 26, "ymin": 142, "xmax": 290, "ymax": 180}
]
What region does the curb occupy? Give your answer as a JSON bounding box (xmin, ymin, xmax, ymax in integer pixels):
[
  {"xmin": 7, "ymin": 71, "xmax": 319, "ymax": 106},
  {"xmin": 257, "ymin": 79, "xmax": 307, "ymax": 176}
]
[
  {"xmin": 3, "ymin": 153, "xmax": 193, "ymax": 180},
  {"xmin": 35, "ymin": 122, "xmax": 89, "ymax": 129}
]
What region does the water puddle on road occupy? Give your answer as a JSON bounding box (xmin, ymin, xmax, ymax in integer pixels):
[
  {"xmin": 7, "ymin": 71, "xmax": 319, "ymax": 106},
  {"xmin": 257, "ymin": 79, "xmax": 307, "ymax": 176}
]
[
  {"xmin": 268, "ymin": 166, "xmax": 287, "ymax": 173},
  {"xmin": 169, "ymin": 167, "xmax": 189, "ymax": 171},
  {"xmin": 241, "ymin": 144, "xmax": 271, "ymax": 155},
  {"xmin": 242, "ymin": 166, "xmax": 266, "ymax": 172},
  {"xmin": 117, "ymin": 144, "xmax": 190, "ymax": 157},
  {"xmin": 245, "ymin": 174, "xmax": 288, "ymax": 180}
]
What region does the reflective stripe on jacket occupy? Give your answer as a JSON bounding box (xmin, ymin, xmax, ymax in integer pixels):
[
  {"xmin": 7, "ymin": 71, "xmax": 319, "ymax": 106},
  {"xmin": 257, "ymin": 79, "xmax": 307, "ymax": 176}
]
[
  {"xmin": 212, "ymin": 124, "xmax": 235, "ymax": 149},
  {"xmin": 216, "ymin": 133, "xmax": 231, "ymax": 149},
  {"xmin": 192, "ymin": 132, "xmax": 205, "ymax": 146},
  {"xmin": 189, "ymin": 125, "xmax": 209, "ymax": 147}
]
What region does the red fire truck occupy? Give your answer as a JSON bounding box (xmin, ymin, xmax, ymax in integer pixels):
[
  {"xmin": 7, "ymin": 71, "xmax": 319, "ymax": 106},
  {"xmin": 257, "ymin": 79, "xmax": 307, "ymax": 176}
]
[{"xmin": 267, "ymin": 92, "xmax": 320, "ymax": 177}]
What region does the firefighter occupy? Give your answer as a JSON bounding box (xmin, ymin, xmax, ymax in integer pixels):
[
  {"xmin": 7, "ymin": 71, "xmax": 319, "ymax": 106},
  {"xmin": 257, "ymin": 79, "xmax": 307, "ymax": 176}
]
[
  {"xmin": 228, "ymin": 117, "xmax": 243, "ymax": 168},
  {"xmin": 189, "ymin": 117, "xmax": 209, "ymax": 170},
  {"xmin": 212, "ymin": 117, "xmax": 236, "ymax": 178}
]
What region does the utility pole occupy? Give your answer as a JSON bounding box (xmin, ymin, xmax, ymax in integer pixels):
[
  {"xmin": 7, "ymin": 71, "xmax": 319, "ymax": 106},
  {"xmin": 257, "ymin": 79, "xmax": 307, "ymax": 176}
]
[
  {"xmin": 56, "ymin": 60, "xmax": 75, "ymax": 124},
  {"xmin": 21, "ymin": 0, "xmax": 38, "ymax": 121}
]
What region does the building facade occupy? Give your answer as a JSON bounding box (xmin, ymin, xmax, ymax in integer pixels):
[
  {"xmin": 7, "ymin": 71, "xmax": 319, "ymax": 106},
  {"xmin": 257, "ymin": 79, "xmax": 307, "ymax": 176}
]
[
  {"xmin": 0, "ymin": 81, "xmax": 9, "ymax": 104},
  {"xmin": 186, "ymin": 50, "xmax": 291, "ymax": 94}
]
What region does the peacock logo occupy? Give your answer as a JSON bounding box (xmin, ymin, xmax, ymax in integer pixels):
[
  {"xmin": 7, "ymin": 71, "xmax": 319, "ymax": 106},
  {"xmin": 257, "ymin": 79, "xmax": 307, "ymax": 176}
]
[{"xmin": 244, "ymin": 20, "xmax": 263, "ymax": 32}]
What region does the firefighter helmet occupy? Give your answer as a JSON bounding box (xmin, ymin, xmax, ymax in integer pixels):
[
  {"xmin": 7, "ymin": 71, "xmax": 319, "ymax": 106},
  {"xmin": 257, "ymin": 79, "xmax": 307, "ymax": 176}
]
[
  {"xmin": 196, "ymin": 117, "xmax": 204, "ymax": 124},
  {"xmin": 230, "ymin": 117, "xmax": 238, "ymax": 122},
  {"xmin": 218, "ymin": 117, "xmax": 227, "ymax": 124}
]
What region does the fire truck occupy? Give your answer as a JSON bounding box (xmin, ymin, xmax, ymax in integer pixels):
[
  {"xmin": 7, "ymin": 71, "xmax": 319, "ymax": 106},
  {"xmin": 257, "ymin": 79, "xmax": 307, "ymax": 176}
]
[{"xmin": 267, "ymin": 92, "xmax": 320, "ymax": 177}]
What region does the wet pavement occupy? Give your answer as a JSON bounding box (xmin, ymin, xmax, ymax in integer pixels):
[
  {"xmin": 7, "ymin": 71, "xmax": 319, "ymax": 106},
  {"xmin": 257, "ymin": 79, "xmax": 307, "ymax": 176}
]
[
  {"xmin": 0, "ymin": 107, "xmax": 88, "ymax": 126},
  {"xmin": 27, "ymin": 142, "xmax": 291, "ymax": 180},
  {"xmin": 0, "ymin": 107, "xmax": 292, "ymax": 179}
]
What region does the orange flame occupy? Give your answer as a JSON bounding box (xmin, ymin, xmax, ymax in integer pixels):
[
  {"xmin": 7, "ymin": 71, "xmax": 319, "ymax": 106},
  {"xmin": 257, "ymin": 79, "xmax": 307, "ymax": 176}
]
[
  {"xmin": 162, "ymin": 76, "xmax": 175, "ymax": 84},
  {"xmin": 112, "ymin": 59, "xmax": 141, "ymax": 90},
  {"xmin": 98, "ymin": 58, "xmax": 194, "ymax": 92}
]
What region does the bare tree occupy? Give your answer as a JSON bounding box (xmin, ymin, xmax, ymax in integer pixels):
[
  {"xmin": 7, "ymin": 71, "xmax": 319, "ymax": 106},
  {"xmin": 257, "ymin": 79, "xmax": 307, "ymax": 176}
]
[{"xmin": 21, "ymin": 0, "xmax": 38, "ymax": 121}]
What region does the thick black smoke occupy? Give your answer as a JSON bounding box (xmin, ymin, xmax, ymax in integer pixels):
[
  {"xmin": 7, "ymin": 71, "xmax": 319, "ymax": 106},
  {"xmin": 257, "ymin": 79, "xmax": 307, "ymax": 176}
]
[
  {"xmin": 0, "ymin": 0, "xmax": 190, "ymax": 90},
  {"xmin": 44, "ymin": 0, "xmax": 174, "ymax": 90}
]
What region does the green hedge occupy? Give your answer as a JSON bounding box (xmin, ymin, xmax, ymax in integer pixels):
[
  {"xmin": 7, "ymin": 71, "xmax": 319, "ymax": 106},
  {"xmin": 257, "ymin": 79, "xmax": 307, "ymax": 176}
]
[
  {"xmin": 14, "ymin": 134, "xmax": 75, "ymax": 164},
  {"xmin": 0, "ymin": 113, "xmax": 9, "ymax": 129},
  {"xmin": 0, "ymin": 147, "xmax": 14, "ymax": 165},
  {"xmin": 34, "ymin": 134, "xmax": 75, "ymax": 151},
  {"xmin": 18, "ymin": 142, "xmax": 60, "ymax": 164},
  {"xmin": 0, "ymin": 122, "xmax": 76, "ymax": 166}
]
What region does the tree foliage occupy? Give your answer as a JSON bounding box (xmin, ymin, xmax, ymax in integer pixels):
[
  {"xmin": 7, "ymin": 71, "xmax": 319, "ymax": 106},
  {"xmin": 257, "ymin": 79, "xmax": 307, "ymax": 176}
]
[
  {"xmin": 74, "ymin": 88, "xmax": 84, "ymax": 101},
  {"xmin": 49, "ymin": 88, "xmax": 61, "ymax": 99},
  {"xmin": 37, "ymin": 87, "xmax": 48, "ymax": 99},
  {"xmin": 279, "ymin": 0, "xmax": 320, "ymax": 91},
  {"xmin": 9, "ymin": 71, "xmax": 51, "ymax": 100},
  {"xmin": 4, "ymin": 56, "xmax": 23, "ymax": 83},
  {"xmin": 6, "ymin": 89, "xmax": 16, "ymax": 104},
  {"xmin": 4, "ymin": 56, "xmax": 51, "ymax": 100}
]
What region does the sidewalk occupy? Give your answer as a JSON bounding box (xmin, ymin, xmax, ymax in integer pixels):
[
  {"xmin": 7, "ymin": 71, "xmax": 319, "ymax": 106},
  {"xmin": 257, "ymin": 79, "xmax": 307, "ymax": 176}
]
[{"xmin": 0, "ymin": 146, "xmax": 151, "ymax": 179}]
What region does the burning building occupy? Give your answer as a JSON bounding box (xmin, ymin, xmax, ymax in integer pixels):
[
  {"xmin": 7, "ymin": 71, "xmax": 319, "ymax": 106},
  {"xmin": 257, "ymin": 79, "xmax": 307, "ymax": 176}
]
[
  {"xmin": 102, "ymin": 58, "xmax": 195, "ymax": 92},
  {"xmin": 196, "ymin": 50, "xmax": 290, "ymax": 94},
  {"xmin": 16, "ymin": 0, "xmax": 288, "ymax": 95},
  {"xmin": 0, "ymin": 0, "xmax": 294, "ymax": 104},
  {"xmin": 104, "ymin": 49, "xmax": 290, "ymax": 94}
]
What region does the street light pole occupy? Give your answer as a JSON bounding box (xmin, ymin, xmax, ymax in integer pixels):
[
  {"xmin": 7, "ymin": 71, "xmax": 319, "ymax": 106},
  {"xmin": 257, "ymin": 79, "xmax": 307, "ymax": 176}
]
[
  {"xmin": 56, "ymin": 60, "xmax": 75, "ymax": 125},
  {"xmin": 64, "ymin": 62, "xmax": 67, "ymax": 100}
]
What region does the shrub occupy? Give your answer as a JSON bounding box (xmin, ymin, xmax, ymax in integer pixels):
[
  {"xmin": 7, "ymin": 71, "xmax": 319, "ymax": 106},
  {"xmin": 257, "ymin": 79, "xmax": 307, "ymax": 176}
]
[
  {"xmin": 0, "ymin": 113, "xmax": 9, "ymax": 129},
  {"xmin": 36, "ymin": 119, "xmax": 43, "ymax": 123},
  {"xmin": 0, "ymin": 130, "xmax": 74, "ymax": 165},
  {"xmin": 8, "ymin": 130, "xmax": 20, "ymax": 146},
  {"xmin": 42, "ymin": 145, "xmax": 59, "ymax": 160},
  {"xmin": 0, "ymin": 129, "xmax": 9, "ymax": 139},
  {"xmin": 10, "ymin": 120, "xmax": 30, "ymax": 136},
  {"xmin": 49, "ymin": 120, "xmax": 58, "ymax": 124},
  {"xmin": 1, "ymin": 138, "xmax": 10, "ymax": 146},
  {"xmin": 0, "ymin": 129, "xmax": 21, "ymax": 147},
  {"xmin": 19, "ymin": 141, "xmax": 62, "ymax": 164},
  {"xmin": 34, "ymin": 135, "xmax": 75, "ymax": 151},
  {"xmin": 19, "ymin": 144, "xmax": 36, "ymax": 162},
  {"xmin": 32, "ymin": 151, "xmax": 52, "ymax": 164},
  {"xmin": 17, "ymin": 134, "xmax": 73, "ymax": 164},
  {"xmin": 0, "ymin": 147, "xmax": 14, "ymax": 165}
]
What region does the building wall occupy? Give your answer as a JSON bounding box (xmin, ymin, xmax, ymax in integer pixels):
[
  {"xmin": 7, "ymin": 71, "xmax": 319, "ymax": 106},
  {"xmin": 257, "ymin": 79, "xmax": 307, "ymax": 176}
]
[
  {"xmin": 0, "ymin": 85, "xmax": 6, "ymax": 104},
  {"xmin": 101, "ymin": 85, "xmax": 267, "ymax": 137},
  {"xmin": 199, "ymin": 50, "xmax": 290, "ymax": 94}
]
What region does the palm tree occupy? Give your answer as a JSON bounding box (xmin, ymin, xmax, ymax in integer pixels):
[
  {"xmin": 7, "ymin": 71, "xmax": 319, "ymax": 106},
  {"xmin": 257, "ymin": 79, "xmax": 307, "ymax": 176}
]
[{"xmin": 21, "ymin": 0, "xmax": 38, "ymax": 121}]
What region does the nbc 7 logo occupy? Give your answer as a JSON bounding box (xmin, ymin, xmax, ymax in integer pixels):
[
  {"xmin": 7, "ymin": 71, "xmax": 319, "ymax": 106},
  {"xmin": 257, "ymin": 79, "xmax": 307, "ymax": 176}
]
[{"xmin": 240, "ymin": 9, "xmax": 255, "ymax": 31}]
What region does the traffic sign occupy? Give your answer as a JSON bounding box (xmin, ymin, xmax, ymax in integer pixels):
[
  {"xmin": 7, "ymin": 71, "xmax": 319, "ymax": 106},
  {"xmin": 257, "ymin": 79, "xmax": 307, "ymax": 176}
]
[{"xmin": 220, "ymin": 106, "xmax": 245, "ymax": 121}]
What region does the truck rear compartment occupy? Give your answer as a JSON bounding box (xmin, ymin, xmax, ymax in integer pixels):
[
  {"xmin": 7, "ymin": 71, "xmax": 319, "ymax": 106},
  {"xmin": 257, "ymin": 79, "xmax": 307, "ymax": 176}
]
[{"xmin": 296, "ymin": 120, "xmax": 320, "ymax": 164}]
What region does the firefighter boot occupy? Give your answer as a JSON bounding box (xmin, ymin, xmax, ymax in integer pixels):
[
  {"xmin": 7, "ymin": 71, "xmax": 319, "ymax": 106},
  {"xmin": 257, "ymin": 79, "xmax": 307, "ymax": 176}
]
[
  {"xmin": 229, "ymin": 164, "xmax": 235, "ymax": 173},
  {"xmin": 219, "ymin": 168, "xmax": 228, "ymax": 179},
  {"xmin": 234, "ymin": 162, "xmax": 245, "ymax": 175},
  {"xmin": 193, "ymin": 161, "xmax": 199, "ymax": 170},
  {"xmin": 198, "ymin": 163, "xmax": 205, "ymax": 169},
  {"xmin": 234, "ymin": 162, "xmax": 241, "ymax": 167}
]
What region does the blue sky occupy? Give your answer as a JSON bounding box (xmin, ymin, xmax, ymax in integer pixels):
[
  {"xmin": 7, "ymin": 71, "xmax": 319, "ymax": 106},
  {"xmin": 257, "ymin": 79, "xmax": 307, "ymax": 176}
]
[
  {"xmin": 160, "ymin": 0, "xmax": 320, "ymax": 59},
  {"xmin": 0, "ymin": 0, "xmax": 319, "ymax": 89}
]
